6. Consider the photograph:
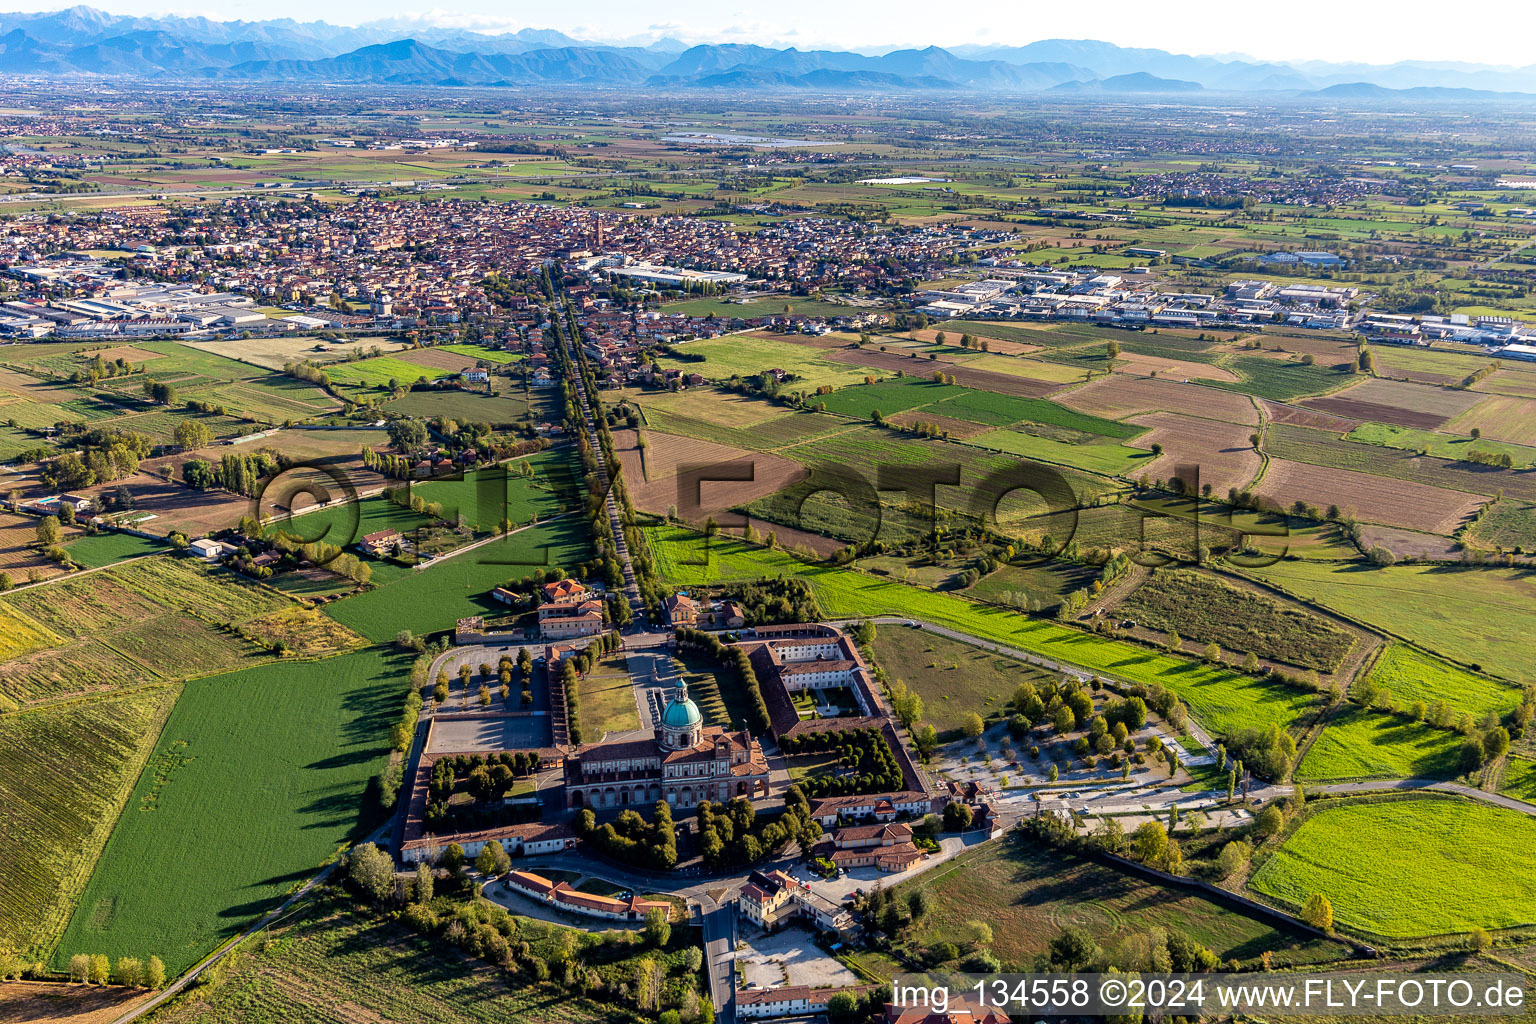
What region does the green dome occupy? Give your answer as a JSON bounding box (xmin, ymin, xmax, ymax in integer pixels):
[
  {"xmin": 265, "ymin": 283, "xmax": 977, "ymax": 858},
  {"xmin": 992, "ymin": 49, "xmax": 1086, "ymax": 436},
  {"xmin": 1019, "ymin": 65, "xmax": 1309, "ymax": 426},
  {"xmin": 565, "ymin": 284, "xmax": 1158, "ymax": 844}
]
[{"xmin": 660, "ymin": 682, "xmax": 702, "ymax": 730}]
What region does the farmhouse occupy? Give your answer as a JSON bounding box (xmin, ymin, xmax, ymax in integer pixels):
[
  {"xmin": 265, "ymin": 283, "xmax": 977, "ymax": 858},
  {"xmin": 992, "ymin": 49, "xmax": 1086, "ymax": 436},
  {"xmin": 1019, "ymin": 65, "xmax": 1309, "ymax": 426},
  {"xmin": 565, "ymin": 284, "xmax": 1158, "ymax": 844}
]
[
  {"xmin": 358, "ymin": 529, "xmax": 401, "ymax": 556},
  {"xmin": 563, "ymin": 679, "xmax": 770, "ymax": 809}
]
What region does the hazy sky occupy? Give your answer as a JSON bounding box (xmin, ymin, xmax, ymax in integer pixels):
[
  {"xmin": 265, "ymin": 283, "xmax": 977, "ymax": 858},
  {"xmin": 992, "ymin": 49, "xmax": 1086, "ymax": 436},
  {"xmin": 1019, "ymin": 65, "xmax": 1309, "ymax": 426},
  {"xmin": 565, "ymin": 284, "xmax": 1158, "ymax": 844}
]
[{"xmin": 14, "ymin": 0, "xmax": 1536, "ymax": 67}]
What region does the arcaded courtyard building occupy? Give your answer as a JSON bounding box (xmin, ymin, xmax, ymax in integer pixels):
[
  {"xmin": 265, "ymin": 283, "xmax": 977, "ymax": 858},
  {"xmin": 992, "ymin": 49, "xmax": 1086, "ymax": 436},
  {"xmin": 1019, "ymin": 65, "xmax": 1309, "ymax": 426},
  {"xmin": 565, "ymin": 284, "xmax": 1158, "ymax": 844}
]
[{"xmin": 563, "ymin": 679, "xmax": 770, "ymax": 810}]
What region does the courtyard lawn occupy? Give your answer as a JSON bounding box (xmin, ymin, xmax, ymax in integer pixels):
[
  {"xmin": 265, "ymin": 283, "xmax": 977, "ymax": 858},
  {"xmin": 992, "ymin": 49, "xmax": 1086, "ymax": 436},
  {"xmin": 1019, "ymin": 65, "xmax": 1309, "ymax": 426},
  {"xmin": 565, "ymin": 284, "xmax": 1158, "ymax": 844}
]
[
  {"xmin": 1295, "ymin": 707, "xmax": 1464, "ymax": 782},
  {"xmin": 896, "ymin": 832, "xmax": 1344, "ymax": 968},
  {"xmin": 647, "ymin": 525, "xmax": 1314, "ymax": 738},
  {"xmin": 53, "ymin": 647, "xmax": 410, "ymax": 975},
  {"xmin": 577, "ymin": 664, "xmax": 640, "ymax": 738},
  {"xmin": 1249, "ymin": 799, "xmax": 1536, "ymax": 938},
  {"xmin": 324, "ymin": 517, "xmax": 592, "ymax": 642},
  {"xmin": 1249, "ymin": 561, "xmax": 1536, "ymax": 685}
]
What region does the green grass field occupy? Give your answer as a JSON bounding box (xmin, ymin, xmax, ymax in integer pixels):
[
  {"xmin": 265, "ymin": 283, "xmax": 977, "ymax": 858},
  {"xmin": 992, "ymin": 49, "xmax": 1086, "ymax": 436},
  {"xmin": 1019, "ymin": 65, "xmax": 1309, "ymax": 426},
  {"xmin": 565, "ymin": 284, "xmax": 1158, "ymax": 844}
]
[
  {"xmin": 0, "ymin": 686, "xmax": 179, "ymax": 959},
  {"xmin": 1214, "ymin": 356, "xmax": 1358, "ymax": 401},
  {"xmin": 54, "ymin": 647, "xmax": 409, "ymax": 974},
  {"xmin": 324, "ymin": 356, "xmax": 459, "ymax": 390},
  {"xmin": 577, "ymin": 665, "xmax": 640, "ymax": 737},
  {"xmin": 1360, "ymin": 644, "xmax": 1519, "ymax": 721},
  {"xmin": 324, "ymin": 517, "xmax": 592, "ymax": 642},
  {"xmin": 656, "ymin": 335, "xmax": 876, "ymax": 390},
  {"xmin": 1249, "ymin": 560, "xmax": 1536, "ymax": 684},
  {"xmin": 1347, "ymin": 422, "xmax": 1536, "ymax": 470},
  {"xmin": 1467, "ymin": 499, "xmax": 1536, "ymax": 551},
  {"xmin": 896, "ymin": 832, "xmax": 1344, "ymax": 968},
  {"xmin": 409, "ymin": 450, "xmax": 580, "ymax": 531},
  {"xmin": 1250, "ymin": 799, "xmax": 1536, "ymax": 938},
  {"xmin": 60, "ymin": 531, "xmax": 167, "ymax": 568},
  {"xmin": 647, "ymin": 525, "xmax": 1314, "ymax": 738},
  {"xmin": 818, "ymin": 377, "xmax": 968, "ymax": 418},
  {"xmin": 870, "ymin": 624, "xmax": 1057, "ymax": 736},
  {"xmin": 1295, "ymin": 707, "xmax": 1463, "ymax": 782},
  {"xmin": 970, "ymin": 428, "xmax": 1150, "ymax": 475}
]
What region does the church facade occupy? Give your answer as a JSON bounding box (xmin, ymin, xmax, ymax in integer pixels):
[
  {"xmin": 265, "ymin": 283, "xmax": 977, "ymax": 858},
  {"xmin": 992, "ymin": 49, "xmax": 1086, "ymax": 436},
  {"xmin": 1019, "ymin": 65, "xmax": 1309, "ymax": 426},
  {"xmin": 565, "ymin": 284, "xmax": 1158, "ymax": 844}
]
[{"xmin": 562, "ymin": 679, "xmax": 771, "ymax": 810}]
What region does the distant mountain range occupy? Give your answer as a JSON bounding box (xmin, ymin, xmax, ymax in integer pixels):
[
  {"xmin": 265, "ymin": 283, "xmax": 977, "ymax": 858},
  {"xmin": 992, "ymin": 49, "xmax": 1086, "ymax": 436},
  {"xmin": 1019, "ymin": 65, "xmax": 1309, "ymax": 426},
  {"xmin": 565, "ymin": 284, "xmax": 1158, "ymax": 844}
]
[{"xmin": 1, "ymin": 5, "xmax": 1535, "ymax": 96}]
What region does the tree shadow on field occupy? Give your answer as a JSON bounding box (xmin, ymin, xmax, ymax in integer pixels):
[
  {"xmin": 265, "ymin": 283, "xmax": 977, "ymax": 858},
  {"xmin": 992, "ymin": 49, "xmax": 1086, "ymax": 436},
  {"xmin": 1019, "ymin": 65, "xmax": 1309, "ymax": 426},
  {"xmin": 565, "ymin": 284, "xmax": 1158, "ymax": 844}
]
[
  {"xmin": 297, "ymin": 786, "xmax": 365, "ymax": 830},
  {"xmin": 306, "ymin": 749, "xmax": 376, "ymax": 770}
]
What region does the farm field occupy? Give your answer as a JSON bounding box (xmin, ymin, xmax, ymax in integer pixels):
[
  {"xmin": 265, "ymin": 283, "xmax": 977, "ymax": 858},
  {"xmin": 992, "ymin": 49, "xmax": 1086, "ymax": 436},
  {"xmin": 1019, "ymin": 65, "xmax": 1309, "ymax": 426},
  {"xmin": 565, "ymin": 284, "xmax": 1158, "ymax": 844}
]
[
  {"xmin": 822, "ymin": 344, "xmax": 1063, "ymax": 398},
  {"xmin": 658, "ymin": 335, "xmax": 876, "ymax": 390},
  {"xmin": 0, "ymin": 556, "xmax": 285, "ymax": 704},
  {"xmin": 640, "ymin": 402, "xmax": 847, "ymax": 452},
  {"xmin": 897, "ymin": 833, "xmax": 1344, "ymax": 969},
  {"xmin": 61, "ymin": 531, "xmax": 166, "ymax": 568},
  {"xmin": 0, "ymin": 686, "xmax": 179, "ymax": 958},
  {"xmin": 969, "ymin": 427, "xmax": 1149, "ymax": 475},
  {"xmin": 1113, "ymin": 350, "xmax": 1238, "ymax": 382},
  {"xmin": 1262, "ymin": 423, "xmax": 1536, "ymax": 502},
  {"xmin": 1248, "ymin": 560, "xmax": 1536, "ymax": 684},
  {"xmin": 626, "ymin": 386, "xmax": 796, "ymax": 429},
  {"xmin": 1295, "ymin": 708, "xmax": 1462, "ymax": 782},
  {"xmin": 1360, "ymin": 644, "xmax": 1519, "ymax": 721},
  {"xmin": 1466, "ymin": 498, "xmax": 1536, "ymax": 551},
  {"xmin": 75, "ymin": 471, "xmax": 251, "ymax": 538},
  {"xmin": 0, "ymin": 510, "xmax": 72, "ymax": 583},
  {"xmin": 323, "ymin": 517, "xmax": 593, "ymax": 642},
  {"xmin": 54, "ymin": 647, "xmax": 410, "ymax": 975},
  {"xmin": 1499, "ymin": 758, "xmax": 1536, "ymax": 804},
  {"xmin": 385, "ymin": 385, "xmax": 546, "ymax": 425},
  {"xmin": 143, "ymin": 891, "xmax": 689, "ymax": 1024},
  {"xmin": 646, "ymin": 525, "xmax": 1315, "ymax": 738},
  {"xmin": 0, "ymin": 981, "xmax": 151, "ymax": 1023},
  {"xmin": 1057, "ymin": 376, "xmax": 1259, "ymax": 424},
  {"xmin": 1118, "ymin": 569, "xmax": 1358, "ymax": 673},
  {"xmin": 870, "ymin": 623, "xmax": 1056, "ymax": 737},
  {"xmin": 1128, "ymin": 411, "xmax": 1263, "ymax": 493},
  {"xmin": 1213, "ymin": 355, "xmax": 1357, "ymax": 401},
  {"xmin": 1256, "ymin": 458, "xmax": 1484, "ymax": 535},
  {"xmin": 611, "ymin": 428, "xmax": 804, "ymax": 520},
  {"xmin": 410, "ymin": 450, "xmax": 581, "ymax": 530},
  {"xmin": 1449, "ymin": 394, "xmax": 1536, "ymax": 447},
  {"xmin": 1346, "ymin": 422, "xmax": 1536, "ymax": 469},
  {"xmin": 322, "ymin": 355, "xmax": 464, "ymax": 390},
  {"xmin": 1300, "ymin": 377, "xmax": 1483, "ymax": 430},
  {"xmin": 183, "ymin": 336, "xmax": 410, "ymax": 372},
  {"xmin": 1249, "ymin": 799, "xmax": 1536, "ymax": 938}
]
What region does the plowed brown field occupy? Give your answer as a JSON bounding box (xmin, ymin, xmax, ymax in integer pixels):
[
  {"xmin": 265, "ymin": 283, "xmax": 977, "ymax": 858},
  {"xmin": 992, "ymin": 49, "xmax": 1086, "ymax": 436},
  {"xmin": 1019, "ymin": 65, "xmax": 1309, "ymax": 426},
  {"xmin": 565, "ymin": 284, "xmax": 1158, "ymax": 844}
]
[
  {"xmin": 1257, "ymin": 458, "xmax": 1485, "ymax": 534},
  {"xmin": 1057, "ymin": 376, "xmax": 1259, "ymax": 424}
]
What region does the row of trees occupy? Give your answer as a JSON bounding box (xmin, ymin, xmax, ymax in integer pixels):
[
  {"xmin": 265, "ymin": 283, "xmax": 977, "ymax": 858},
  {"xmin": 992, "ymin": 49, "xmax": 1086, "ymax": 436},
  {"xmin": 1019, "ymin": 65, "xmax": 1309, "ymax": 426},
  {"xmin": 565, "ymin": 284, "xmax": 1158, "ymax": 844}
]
[
  {"xmin": 673, "ymin": 628, "xmax": 772, "ymax": 733},
  {"xmin": 61, "ymin": 952, "xmax": 167, "ymax": 988}
]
